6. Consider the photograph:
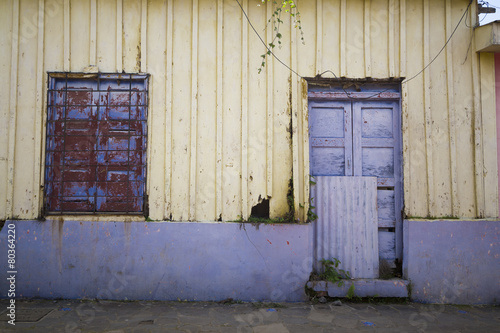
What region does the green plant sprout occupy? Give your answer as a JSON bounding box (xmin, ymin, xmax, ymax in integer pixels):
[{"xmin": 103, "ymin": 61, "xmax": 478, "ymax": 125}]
[
  {"xmin": 346, "ymin": 284, "xmax": 356, "ymax": 299},
  {"xmin": 259, "ymin": 0, "xmax": 305, "ymax": 73},
  {"xmin": 319, "ymin": 258, "xmax": 351, "ymax": 287},
  {"xmin": 307, "ymin": 176, "xmax": 318, "ymax": 222}
]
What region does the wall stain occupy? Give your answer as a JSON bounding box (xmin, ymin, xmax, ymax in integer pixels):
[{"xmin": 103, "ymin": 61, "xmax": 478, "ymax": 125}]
[{"xmin": 136, "ymin": 44, "xmax": 141, "ymax": 72}]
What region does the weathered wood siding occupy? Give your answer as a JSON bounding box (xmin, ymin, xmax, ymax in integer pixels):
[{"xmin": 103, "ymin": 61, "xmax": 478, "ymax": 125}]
[{"xmin": 0, "ymin": 0, "xmax": 498, "ymax": 221}]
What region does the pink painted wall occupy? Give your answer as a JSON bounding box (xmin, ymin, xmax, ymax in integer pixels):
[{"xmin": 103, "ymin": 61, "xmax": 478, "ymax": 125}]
[{"xmin": 496, "ymin": 53, "xmax": 500, "ymax": 214}]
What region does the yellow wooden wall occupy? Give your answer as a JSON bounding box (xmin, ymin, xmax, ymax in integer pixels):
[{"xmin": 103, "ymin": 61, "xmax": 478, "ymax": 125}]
[{"xmin": 0, "ymin": 0, "xmax": 498, "ymax": 221}]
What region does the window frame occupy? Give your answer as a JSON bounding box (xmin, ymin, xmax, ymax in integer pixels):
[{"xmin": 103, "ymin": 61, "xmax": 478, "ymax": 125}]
[{"xmin": 43, "ymin": 72, "xmax": 150, "ymax": 215}]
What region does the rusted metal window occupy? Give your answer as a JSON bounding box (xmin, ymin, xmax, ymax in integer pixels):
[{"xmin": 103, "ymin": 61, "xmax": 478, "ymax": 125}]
[{"xmin": 44, "ymin": 73, "xmax": 149, "ymax": 214}]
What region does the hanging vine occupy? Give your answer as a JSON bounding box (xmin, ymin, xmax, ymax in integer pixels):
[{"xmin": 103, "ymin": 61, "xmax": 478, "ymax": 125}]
[{"xmin": 258, "ymin": 0, "xmax": 305, "ymax": 74}]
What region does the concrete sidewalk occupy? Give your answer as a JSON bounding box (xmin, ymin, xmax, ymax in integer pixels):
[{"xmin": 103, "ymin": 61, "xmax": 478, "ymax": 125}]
[{"xmin": 0, "ymin": 299, "xmax": 498, "ymax": 332}]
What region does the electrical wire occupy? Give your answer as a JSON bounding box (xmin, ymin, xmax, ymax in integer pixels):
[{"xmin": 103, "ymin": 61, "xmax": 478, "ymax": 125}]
[
  {"xmin": 234, "ymin": 0, "xmax": 303, "ymax": 79},
  {"xmin": 235, "ymin": 0, "xmax": 473, "ymax": 99},
  {"xmin": 482, "ymin": 0, "xmax": 500, "ymax": 9},
  {"xmin": 401, "ymin": 0, "xmax": 473, "ymax": 85},
  {"xmin": 478, "ymin": 1, "xmax": 500, "ymax": 25}
]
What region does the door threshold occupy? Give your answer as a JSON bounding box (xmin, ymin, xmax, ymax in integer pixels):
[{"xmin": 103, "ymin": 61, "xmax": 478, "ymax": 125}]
[{"xmin": 307, "ymin": 278, "xmax": 409, "ymax": 298}]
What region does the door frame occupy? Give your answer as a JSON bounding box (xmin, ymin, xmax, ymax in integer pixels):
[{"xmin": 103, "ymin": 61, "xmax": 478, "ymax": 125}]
[{"xmin": 306, "ymin": 79, "xmax": 404, "ymax": 264}]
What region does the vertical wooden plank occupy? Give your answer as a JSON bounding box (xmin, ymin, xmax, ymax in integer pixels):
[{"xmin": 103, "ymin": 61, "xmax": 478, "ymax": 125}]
[
  {"xmin": 70, "ymin": 0, "xmax": 90, "ymax": 71},
  {"xmin": 64, "ymin": 0, "xmax": 70, "ymax": 71},
  {"xmin": 122, "ymin": 0, "xmax": 141, "ymax": 72},
  {"xmin": 470, "ymin": 4, "xmax": 485, "ymax": 217},
  {"xmin": 0, "ymin": 0, "xmax": 13, "ymax": 219},
  {"xmin": 316, "ymin": 0, "xmax": 322, "ymax": 74},
  {"xmin": 165, "ymin": 0, "xmax": 173, "ymax": 218},
  {"xmin": 393, "ymin": 0, "xmax": 400, "ymax": 75},
  {"xmin": 41, "ymin": 0, "xmax": 65, "ymax": 217},
  {"xmin": 399, "ymin": 0, "xmax": 406, "ymax": 77},
  {"xmin": 480, "ymin": 53, "xmax": 499, "ymax": 218},
  {"xmin": 222, "ymin": 0, "xmax": 242, "ymax": 219},
  {"xmin": 321, "ymin": 0, "xmax": 340, "ymax": 76},
  {"xmin": 14, "ymin": 0, "xmax": 38, "ymax": 218},
  {"xmin": 6, "ymin": 0, "xmax": 19, "ymax": 218},
  {"xmin": 116, "ymin": 0, "xmax": 123, "ymax": 72},
  {"xmin": 429, "ymin": 0, "xmax": 451, "ymax": 216},
  {"xmin": 451, "ymin": 1, "xmax": 475, "ymax": 217},
  {"xmin": 296, "ymin": 0, "xmax": 311, "ymax": 219},
  {"xmin": 43, "ymin": 0, "xmax": 64, "ymax": 69},
  {"xmin": 400, "ymin": 0, "xmax": 409, "ymax": 216},
  {"xmin": 97, "ymin": 0, "xmax": 117, "ymax": 71},
  {"xmin": 293, "ymin": 0, "xmax": 311, "ymax": 220},
  {"xmin": 496, "ymin": 53, "xmax": 500, "ymax": 217},
  {"xmin": 388, "ymin": 0, "xmax": 395, "ymax": 77},
  {"xmin": 445, "ymin": 0, "xmax": 458, "ymax": 216},
  {"xmin": 33, "ymin": 0, "xmax": 45, "ymax": 217},
  {"xmin": 190, "ymin": 0, "xmax": 198, "ymax": 220},
  {"xmin": 141, "ymin": 0, "xmax": 147, "ymax": 73},
  {"xmin": 216, "ymin": 0, "xmax": 223, "ymax": 219},
  {"xmin": 90, "ymin": 0, "xmax": 96, "ymax": 65},
  {"xmin": 370, "ymin": 0, "xmax": 389, "ymax": 77},
  {"xmin": 241, "ymin": 0, "xmax": 248, "ymax": 219},
  {"xmin": 340, "ymin": 0, "xmax": 346, "ymax": 77},
  {"xmin": 364, "ymin": 0, "xmax": 372, "ymax": 77},
  {"xmin": 266, "ymin": 0, "xmax": 273, "ymax": 197},
  {"xmin": 247, "ymin": 3, "xmax": 268, "ymax": 218},
  {"xmin": 345, "ymin": 0, "xmax": 364, "ymax": 78},
  {"xmin": 423, "ymin": 0, "xmax": 433, "ymax": 216},
  {"xmin": 171, "ymin": 0, "xmax": 192, "ymax": 220},
  {"xmin": 291, "ymin": 2, "xmax": 300, "ymax": 220},
  {"xmin": 270, "ymin": 10, "xmax": 292, "ymax": 218},
  {"xmin": 404, "ymin": 0, "xmax": 427, "ymax": 217},
  {"xmin": 146, "ymin": 0, "xmax": 167, "ymax": 220},
  {"xmin": 197, "ymin": 0, "xmax": 217, "ymax": 220}
]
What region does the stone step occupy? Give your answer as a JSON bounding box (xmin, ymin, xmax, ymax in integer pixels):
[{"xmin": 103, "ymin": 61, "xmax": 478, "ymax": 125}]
[{"xmin": 307, "ymin": 279, "xmax": 409, "ymax": 298}]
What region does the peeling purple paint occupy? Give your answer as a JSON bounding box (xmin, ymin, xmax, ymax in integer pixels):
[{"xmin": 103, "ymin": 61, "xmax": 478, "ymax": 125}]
[
  {"xmin": 403, "ymin": 220, "xmax": 500, "ymax": 304},
  {"xmin": 0, "ymin": 220, "xmax": 313, "ymax": 302}
]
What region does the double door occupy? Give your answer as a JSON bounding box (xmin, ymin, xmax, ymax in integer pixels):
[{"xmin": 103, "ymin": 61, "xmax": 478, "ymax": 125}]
[{"xmin": 309, "ymin": 98, "xmax": 402, "ymax": 263}]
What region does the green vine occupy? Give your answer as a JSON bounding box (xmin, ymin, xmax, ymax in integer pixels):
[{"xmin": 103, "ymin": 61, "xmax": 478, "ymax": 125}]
[
  {"xmin": 259, "ymin": 0, "xmax": 305, "ymax": 74},
  {"xmin": 319, "ymin": 258, "xmax": 351, "ymax": 287},
  {"xmin": 298, "ymin": 176, "xmax": 318, "ymax": 222},
  {"xmin": 307, "ymin": 176, "xmax": 318, "ymax": 222}
]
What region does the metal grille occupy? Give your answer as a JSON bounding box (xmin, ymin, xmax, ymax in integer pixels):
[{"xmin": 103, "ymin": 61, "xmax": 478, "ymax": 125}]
[{"xmin": 44, "ymin": 73, "xmax": 149, "ymax": 214}]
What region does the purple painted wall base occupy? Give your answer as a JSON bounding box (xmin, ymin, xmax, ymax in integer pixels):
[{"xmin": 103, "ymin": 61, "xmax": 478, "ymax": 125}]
[
  {"xmin": 3, "ymin": 219, "xmax": 499, "ymax": 303},
  {"xmin": 0, "ymin": 220, "xmax": 313, "ymax": 302},
  {"xmin": 403, "ymin": 219, "xmax": 500, "ymax": 304}
]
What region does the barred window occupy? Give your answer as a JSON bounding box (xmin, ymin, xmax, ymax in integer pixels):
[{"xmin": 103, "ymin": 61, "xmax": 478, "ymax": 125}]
[{"xmin": 44, "ymin": 73, "xmax": 149, "ymax": 214}]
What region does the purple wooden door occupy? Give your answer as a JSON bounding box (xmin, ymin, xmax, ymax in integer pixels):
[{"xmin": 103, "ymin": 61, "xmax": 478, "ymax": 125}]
[
  {"xmin": 44, "ymin": 73, "xmax": 148, "ymax": 214},
  {"xmin": 309, "ymin": 91, "xmax": 403, "ymax": 263}
]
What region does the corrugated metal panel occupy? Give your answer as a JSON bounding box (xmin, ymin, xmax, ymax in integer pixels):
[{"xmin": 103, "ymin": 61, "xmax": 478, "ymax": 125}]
[
  {"xmin": 0, "ymin": 0, "xmax": 498, "ymax": 221},
  {"xmin": 312, "ymin": 176, "xmax": 379, "ymax": 279}
]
